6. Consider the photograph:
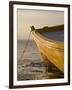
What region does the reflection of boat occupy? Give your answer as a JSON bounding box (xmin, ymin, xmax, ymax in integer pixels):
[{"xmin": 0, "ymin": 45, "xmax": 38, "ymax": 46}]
[{"xmin": 31, "ymin": 25, "xmax": 64, "ymax": 73}]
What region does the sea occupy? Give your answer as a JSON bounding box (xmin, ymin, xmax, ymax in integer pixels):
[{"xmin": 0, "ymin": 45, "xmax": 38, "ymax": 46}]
[{"xmin": 17, "ymin": 40, "xmax": 64, "ymax": 81}]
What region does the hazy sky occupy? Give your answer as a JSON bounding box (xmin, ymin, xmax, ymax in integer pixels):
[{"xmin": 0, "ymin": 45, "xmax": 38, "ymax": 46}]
[{"xmin": 17, "ymin": 9, "xmax": 64, "ymax": 40}]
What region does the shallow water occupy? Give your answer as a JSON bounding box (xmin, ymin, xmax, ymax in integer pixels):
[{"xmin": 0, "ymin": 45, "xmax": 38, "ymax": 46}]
[{"xmin": 17, "ymin": 40, "xmax": 64, "ymax": 81}]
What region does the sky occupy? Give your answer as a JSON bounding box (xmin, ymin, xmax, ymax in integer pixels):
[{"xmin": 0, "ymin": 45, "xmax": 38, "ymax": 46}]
[{"xmin": 17, "ymin": 9, "xmax": 64, "ymax": 40}]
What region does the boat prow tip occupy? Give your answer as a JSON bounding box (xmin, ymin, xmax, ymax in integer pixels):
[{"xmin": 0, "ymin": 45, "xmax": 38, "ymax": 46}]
[{"xmin": 30, "ymin": 26, "xmax": 35, "ymax": 32}]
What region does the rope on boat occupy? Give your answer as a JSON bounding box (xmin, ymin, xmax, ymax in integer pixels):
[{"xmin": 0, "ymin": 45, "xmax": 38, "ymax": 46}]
[{"xmin": 19, "ymin": 31, "xmax": 31, "ymax": 61}]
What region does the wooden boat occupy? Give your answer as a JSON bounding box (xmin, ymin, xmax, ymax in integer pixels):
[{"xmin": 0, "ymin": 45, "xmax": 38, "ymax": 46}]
[{"xmin": 31, "ymin": 25, "xmax": 64, "ymax": 73}]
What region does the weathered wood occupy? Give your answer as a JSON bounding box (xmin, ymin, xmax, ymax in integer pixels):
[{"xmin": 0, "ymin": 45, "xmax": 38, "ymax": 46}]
[
  {"xmin": 31, "ymin": 25, "xmax": 64, "ymax": 73},
  {"xmin": 31, "ymin": 24, "xmax": 64, "ymax": 33}
]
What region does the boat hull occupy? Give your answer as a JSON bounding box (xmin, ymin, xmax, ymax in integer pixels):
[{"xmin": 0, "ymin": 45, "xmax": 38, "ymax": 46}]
[{"xmin": 31, "ymin": 25, "xmax": 64, "ymax": 73}]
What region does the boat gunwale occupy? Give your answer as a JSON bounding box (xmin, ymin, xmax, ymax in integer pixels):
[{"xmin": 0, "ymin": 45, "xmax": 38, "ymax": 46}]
[{"xmin": 35, "ymin": 24, "xmax": 64, "ymax": 33}]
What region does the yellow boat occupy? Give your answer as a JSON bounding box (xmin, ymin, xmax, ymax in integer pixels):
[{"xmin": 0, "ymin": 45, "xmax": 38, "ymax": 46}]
[{"xmin": 31, "ymin": 25, "xmax": 64, "ymax": 73}]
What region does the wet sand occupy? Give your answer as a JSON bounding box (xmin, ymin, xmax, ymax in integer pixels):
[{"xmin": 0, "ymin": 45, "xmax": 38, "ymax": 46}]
[{"xmin": 17, "ymin": 40, "xmax": 64, "ymax": 81}]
